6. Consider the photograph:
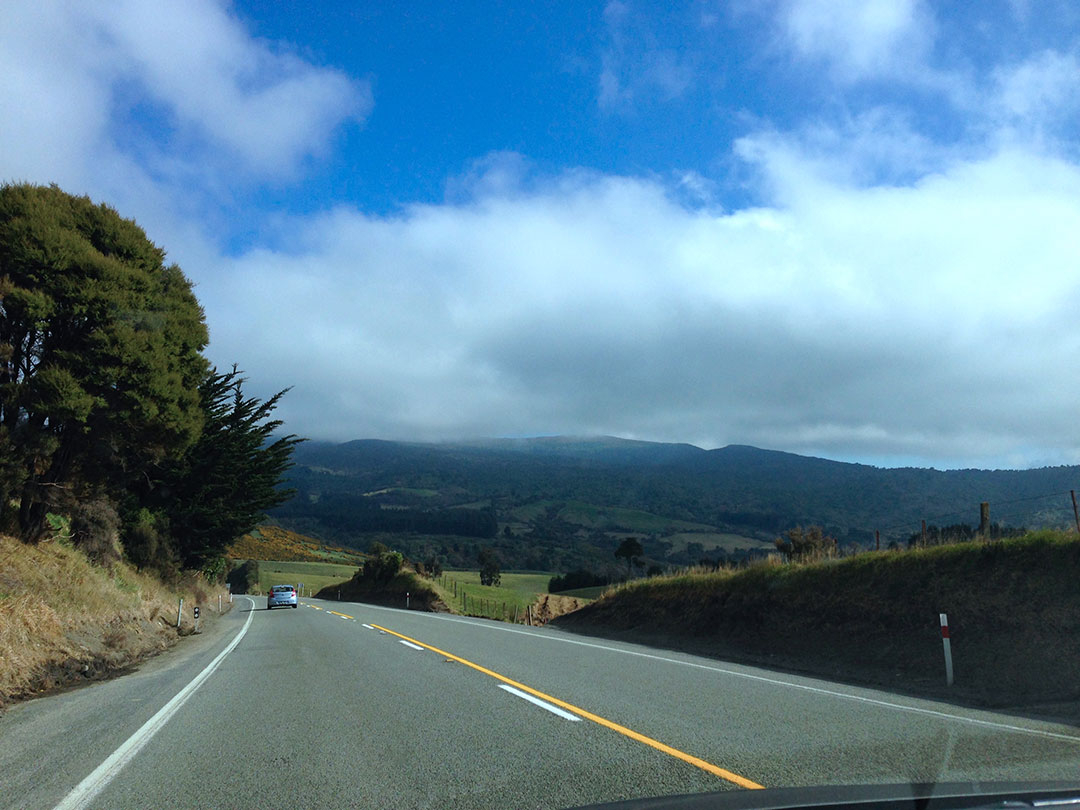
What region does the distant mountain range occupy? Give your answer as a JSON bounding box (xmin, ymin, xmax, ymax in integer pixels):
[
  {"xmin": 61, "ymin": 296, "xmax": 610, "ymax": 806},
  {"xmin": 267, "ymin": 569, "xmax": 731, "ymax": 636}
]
[{"xmin": 269, "ymin": 436, "xmax": 1080, "ymax": 573}]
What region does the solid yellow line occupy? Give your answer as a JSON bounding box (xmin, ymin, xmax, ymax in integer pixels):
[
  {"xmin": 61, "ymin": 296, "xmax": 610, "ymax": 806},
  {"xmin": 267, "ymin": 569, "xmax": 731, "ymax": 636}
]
[
  {"xmin": 328, "ymin": 610, "xmax": 354, "ymax": 619},
  {"xmin": 369, "ymin": 623, "xmax": 764, "ymax": 790}
]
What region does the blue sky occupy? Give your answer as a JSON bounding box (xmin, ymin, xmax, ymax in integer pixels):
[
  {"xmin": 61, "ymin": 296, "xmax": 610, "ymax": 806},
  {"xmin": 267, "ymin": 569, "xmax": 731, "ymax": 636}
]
[{"xmin": 3, "ymin": 0, "xmax": 1080, "ymax": 469}]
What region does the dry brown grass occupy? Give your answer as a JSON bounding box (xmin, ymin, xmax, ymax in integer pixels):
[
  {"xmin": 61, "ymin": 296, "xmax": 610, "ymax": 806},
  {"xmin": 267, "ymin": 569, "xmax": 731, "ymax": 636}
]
[{"xmin": 0, "ymin": 533, "xmax": 229, "ymax": 707}]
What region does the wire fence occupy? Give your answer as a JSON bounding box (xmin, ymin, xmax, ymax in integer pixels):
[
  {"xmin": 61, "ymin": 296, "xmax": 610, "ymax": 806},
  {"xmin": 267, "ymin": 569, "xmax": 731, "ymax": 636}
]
[{"xmin": 868, "ymin": 488, "xmax": 1079, "ymax": 551}]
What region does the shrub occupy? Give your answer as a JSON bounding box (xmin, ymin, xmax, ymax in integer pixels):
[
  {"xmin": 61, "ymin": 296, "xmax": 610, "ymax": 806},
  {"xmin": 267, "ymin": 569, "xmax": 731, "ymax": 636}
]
[
  {"xmin": 360, "ymin": 550, "xmax": 404, "ymax": 584},
  {"xmin": 478, "ymin": 547, "xmax": 501, "ymax": 586},
  {"xmin": 70, "ymin": 497, "xmax": 123, "ymax": 569},
  {"xmin": 774, "ymin": 525, "xmax": 837, "ymax": 562}
]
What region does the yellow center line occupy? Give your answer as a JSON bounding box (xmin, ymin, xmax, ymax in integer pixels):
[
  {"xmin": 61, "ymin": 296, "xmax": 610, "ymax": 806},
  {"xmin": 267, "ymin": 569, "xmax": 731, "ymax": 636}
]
[
  {"xmin": 369, "ymin": 623, "xmax": 763, "ymax": 790},
  {"xmin": 328, "ymin": 610, "xmax": 354, "ymax": 619}
]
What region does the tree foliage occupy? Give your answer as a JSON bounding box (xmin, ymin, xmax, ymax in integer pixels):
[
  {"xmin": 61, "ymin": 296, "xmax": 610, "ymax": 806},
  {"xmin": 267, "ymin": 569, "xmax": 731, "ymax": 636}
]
[
  {"xmin": 614, "ymin": 536, "xmax": 644, "ymax": 575},
  {"xmin": 549, "ymin": 569, "xmax": 608, "ymax": 593},
  {"xmin": 478, "ymin": 546, "xmax": 501, "ymax": 586},
  {"xmin": 0, "ymin": 183, "xmax": 301, "ymax": 577},
  {"xmin": 0, "ymin": 184, "xmax": 208, "ymax": 540},
  {"xmin": 137, "ymin": 367, "xmax": 303, "ymax": 569}
]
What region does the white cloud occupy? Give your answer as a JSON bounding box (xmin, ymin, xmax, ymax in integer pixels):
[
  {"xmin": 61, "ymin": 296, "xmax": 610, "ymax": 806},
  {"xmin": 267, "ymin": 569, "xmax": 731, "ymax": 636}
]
[
  {"xmin": 598, "ymin": 1, "xmax": 696, "ymax": 111},
  {"xmin": 0, "ymin": 0, "xmax": 369, "ymax": 193},
  {"xmin": 776, "ymin": 0, "xmax": 935, "ymax": 82},
  {"xmin": 200, "ymin": 146, "xmax": 1080, "ymax": 468},
  {"xmin": 443, "ymin": 151, "xmax": 532, "ymax": 203},
  {"xmin": 88, "ymin": 0, "xmax": 370, "ymax": 174},
  {"xmin": 732, "ymin": 108, "xmax": 962, "ymax": 205},
  {"xmin": 991, "ymin": 49, "xmax": 1080, "ymax": 142}
]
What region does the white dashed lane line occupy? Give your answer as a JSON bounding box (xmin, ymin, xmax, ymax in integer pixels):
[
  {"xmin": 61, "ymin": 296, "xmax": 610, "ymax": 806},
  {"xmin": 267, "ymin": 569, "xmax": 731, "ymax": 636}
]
[{"xmin": 498, "ymin": 685, "xmax": 581, "ymax": 721}]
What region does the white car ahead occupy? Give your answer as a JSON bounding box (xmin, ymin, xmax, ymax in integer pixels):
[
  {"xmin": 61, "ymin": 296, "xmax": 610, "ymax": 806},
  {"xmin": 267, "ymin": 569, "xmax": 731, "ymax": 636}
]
[{"xmin": 267, "ymin": 584, "xmax": 298, "ymax": 609}]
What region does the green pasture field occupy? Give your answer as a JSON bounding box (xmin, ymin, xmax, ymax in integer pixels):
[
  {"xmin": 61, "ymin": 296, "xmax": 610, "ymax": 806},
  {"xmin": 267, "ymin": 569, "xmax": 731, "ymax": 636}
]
[
  {"xmin": 508, "ymin": 499, "xmax": 715, "ymax": 533},
  {"xmin": 558, "ymin": 501, "xmax": 716, "ymax": 532},
  {"xmin": 254, "ymin": 560, "xmax": 359, "ymax": 596},
  {"xmin": 663, "ymin": 531, "xmax": 774, "ymax": 553},
  {"xmin": 434, "ymin": 570, "xmax": 556, "ymax": 621}
]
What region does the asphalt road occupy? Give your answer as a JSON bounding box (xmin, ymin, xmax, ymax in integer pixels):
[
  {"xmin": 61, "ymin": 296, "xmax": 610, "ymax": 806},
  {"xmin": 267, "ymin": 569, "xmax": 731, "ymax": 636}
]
[{"xmin": 2, "ymin": 596, "xmax": 1080, "ymax": 809}]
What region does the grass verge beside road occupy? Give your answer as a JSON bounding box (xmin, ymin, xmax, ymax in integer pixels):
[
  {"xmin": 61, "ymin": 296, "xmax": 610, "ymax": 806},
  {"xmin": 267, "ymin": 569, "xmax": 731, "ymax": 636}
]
[
  {"xmin": 0, "ymin": 533, "xmax": 230, "ymax": 708},
  {"xmin": 555, "ymin": 530, "xmax": 1080, "ymax": 707}
]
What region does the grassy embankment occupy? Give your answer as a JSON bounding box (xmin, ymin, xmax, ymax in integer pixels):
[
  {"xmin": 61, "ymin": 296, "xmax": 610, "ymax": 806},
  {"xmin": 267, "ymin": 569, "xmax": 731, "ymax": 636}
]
[
  {"xmin": 315, "ymin": 566, "xmax": 444, "ymax": 610},
  {"xmin": 554, "ymin": 530, "xmax": 1080, "ymax": 706},
  {"xmin": 0, "ymin": 533, "xmax": 230, "ymax": 708}
]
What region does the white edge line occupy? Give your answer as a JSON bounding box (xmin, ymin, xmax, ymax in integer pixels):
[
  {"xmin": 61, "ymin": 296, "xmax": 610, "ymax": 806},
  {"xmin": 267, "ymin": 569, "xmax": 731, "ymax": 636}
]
[
  {"xmin": 304, "ymin": 598, "xmax": 1080, "ymax": 745},
  {"xmin": 53, "ymin": 597, "xmax": 257, "ymax": 810},
  {"xmin": 498, "ymin": 684, "xmax": 581, "ymax": 721},
  {"xmin": 398, "ymin": 640, "xmax": 425, "ymax": 651}
]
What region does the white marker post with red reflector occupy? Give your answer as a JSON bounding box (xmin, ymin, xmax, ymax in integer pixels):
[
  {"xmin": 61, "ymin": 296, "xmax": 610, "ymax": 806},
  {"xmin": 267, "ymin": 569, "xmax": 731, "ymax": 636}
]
[{"xmin": 940, "ymin": 613, "xmax": 954, "ymax": 686}]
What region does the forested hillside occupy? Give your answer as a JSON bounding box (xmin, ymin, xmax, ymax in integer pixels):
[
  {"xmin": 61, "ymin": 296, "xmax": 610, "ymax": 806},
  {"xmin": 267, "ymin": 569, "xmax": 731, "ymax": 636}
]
[{"xmin": 270, "ymin": 437, "xmax": 1080, "ymax": 574}]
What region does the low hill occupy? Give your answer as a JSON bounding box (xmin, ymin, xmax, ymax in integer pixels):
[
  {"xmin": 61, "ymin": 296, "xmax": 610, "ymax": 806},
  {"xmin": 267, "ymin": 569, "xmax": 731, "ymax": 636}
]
[{"xmin": 269, "ymin": 437, "xmax": 1080, "ymax": 574}]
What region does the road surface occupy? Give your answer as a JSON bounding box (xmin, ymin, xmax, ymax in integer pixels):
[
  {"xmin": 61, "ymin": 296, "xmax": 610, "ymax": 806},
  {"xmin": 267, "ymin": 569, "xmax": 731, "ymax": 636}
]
[{"xmin": 2, "ymin": 596, "xmax": 1079, "ymax": 809}]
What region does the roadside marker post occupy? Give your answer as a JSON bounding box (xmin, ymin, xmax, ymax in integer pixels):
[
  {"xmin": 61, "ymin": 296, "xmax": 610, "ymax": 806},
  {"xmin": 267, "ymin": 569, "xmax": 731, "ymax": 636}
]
[
  {"xmin": 193, "ymin": 606, "xmax": 200, "ymax": 632},
  {"xmin": 940, "ymin": 613, "xmax": 954, "ymax": 686},
  {"xmin": 406, "ymin": 591, "xmax": 410, "ymax": 610},
  {"xmin": 177, "ymin": 598, "xmax": 183, "ymax": 628}
]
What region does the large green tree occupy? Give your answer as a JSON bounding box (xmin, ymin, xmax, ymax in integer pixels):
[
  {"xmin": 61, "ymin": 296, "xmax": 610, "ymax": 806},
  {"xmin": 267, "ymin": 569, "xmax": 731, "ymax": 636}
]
[{"xmin": 0, "ymin": 184, "xmax": 208, "ymax": 540}]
